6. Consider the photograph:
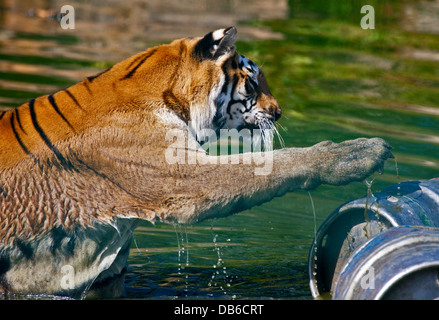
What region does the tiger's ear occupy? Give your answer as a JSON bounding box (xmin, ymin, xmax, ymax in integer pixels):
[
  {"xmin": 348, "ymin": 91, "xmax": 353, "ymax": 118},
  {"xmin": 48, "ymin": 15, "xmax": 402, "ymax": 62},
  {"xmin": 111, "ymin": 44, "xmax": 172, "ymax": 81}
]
[{"xmin": 194, "ymin": 27, "xmax": 237, "ymax": 61}]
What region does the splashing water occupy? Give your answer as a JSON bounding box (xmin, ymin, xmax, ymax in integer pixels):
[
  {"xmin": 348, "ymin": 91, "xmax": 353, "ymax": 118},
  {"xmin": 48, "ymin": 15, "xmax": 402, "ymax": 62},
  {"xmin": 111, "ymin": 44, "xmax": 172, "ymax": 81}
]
[
  {"xmin": 174, "ymin": 224, "xmax": 190, "ymax": 295},
  {"xmin": 363, "ymin": 178, "xmax": 376, "ymax": 238},
  {"xmin": 307, "ymin": 191, "xmax": 317, "ymax": 240},
  {"xmin": 208, "ymin": 220, "xmax": 233, "ymax": 297},
  {"xmin": 307, "ymin": 191, "xmax": 318, "ymax": 265},
  {"xmin": 393, "ymin": 157, "xmax": 402, "ymax": 196},
  {"xmin": 173, "ymin": 224, "xmax": 189, "ymax": 268}
]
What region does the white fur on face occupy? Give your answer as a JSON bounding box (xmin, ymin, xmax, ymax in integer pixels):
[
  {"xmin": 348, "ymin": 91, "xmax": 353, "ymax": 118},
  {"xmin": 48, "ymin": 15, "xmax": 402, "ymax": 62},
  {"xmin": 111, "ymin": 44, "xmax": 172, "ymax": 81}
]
[{"xmin": 220, "ymin": 54, "xmax": 260, "ymax": 130}]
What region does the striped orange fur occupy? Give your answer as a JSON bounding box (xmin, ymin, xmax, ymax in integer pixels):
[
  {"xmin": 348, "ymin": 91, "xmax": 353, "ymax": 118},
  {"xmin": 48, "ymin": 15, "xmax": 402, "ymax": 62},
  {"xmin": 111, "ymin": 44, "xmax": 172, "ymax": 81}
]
[{"xmin": 0, "ymin": 27, "xmax": 392, "ymax": 298}]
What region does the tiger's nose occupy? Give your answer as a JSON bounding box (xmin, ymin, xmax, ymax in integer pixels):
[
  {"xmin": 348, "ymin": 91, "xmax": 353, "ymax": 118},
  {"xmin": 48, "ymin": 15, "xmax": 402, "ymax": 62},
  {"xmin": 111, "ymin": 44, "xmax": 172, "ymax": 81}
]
[
  {"xmin": 260, "ymin": 93, "xmax": 282, "ymax": 121},
  {"xmin": 268, "ymin": 103, "xmax": 282, "ymax": 122},
  {"xmin": 273, "ymin": 105, "xmax": 282, "ymax": 121}
]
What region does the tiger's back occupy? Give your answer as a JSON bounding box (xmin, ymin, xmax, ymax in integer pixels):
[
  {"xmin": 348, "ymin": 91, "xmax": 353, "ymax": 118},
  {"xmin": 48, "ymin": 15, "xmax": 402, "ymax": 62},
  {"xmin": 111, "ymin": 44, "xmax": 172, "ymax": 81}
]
[{"xmin": 0, "ymin": 46, "xmax": 179, "ymax": 168}]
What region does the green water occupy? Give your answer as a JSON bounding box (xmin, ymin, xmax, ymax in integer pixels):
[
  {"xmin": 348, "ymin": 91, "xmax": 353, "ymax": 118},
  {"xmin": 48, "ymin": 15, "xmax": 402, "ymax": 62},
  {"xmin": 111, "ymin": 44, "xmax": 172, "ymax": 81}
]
[{"xmin": 1, "ymin": 0, "xmax": 438, "ymax": 299}]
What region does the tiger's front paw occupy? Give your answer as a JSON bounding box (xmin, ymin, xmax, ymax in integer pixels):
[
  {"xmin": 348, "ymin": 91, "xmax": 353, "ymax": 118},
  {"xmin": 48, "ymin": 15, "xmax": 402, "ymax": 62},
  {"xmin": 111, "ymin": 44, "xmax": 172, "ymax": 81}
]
[{"xmin": 306, "ymin": 137, "xmax": 393, "ymax": 188}]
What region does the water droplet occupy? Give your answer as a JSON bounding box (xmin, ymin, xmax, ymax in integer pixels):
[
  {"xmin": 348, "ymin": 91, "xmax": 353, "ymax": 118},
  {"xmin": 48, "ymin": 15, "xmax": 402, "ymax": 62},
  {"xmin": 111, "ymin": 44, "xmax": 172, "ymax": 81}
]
[{"xmin": 308, "ymin": 191, "xmax": 317, "ymax": 240}]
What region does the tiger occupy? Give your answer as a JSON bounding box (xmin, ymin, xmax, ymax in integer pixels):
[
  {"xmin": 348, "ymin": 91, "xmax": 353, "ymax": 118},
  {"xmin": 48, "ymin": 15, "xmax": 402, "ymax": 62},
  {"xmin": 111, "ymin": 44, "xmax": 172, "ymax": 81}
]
[{"xmin": 0, "ymin": 27, "xmax": 392, "ymax": 298}]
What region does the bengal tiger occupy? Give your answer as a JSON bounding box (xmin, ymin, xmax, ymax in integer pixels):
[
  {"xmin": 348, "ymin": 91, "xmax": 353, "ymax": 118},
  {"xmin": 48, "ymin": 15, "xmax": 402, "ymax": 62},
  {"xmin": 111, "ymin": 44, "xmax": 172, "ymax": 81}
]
[{"xmin": 0, "ymin": 27, "xmax": 392, "ymax": 298}]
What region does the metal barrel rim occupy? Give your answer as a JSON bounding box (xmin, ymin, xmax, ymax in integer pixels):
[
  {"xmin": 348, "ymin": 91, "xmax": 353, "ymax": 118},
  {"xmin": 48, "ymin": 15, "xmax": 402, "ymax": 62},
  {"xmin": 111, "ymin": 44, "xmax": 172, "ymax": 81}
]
[
  {"xmin": 332, "ymin": 226, "xmax": 439, "ymax": 300},
  {"xmin": 308, "ymin": 178, "xmax": 439, "ymax": 299}
]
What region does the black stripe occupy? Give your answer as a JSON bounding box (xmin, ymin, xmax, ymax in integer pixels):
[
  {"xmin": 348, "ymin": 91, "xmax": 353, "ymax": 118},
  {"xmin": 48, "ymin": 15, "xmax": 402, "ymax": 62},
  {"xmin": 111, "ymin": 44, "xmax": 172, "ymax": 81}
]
[
  {"xmin": 82, "ymin": 81, "xmax": 92, "ymax": 95},
  {"xmin": 244, "ymin": 78, "xmax": 253, "ymax": 94},
  {"xmin": 126, "ymin": 53, "xmax": 148, "ymax": 70},
  {"xmin": 48, "ymin": 94, "xmax": 75, "ymax": 131},
  {"xmin": 122, "ymin": 49, "xmax": 157, "ymax": 80},
  {"xmin": 74, "ymin": 157, "xmax": 139, "ymax": 200},
  {"xmin": 221, "ymin": 62, "xmax": 230, "ymax": 94},
  {"xmin": 0, "ymin": 186, "xmax": 9, "ymax": 198},
  {"xmin": 248, "ymin": 77, "xmax": 258, "ymax": 90},
  {"xmin": 226, "ymin": 74, "xmax": 240, "ymax": 118},
  {"xmin": 224, "ymin": 76, "xmax": 255, "ymax": 120},
  {"xmin": 212, "ymin": 62, "xmax": 232, "ymax": 128},
  {"xmin": 86, "ymin": 66, "xmax": 113, "ymax": 82},
  {"xmin": 0, "ymin": 254, "xmax": 11, "ymax": 291},
  {"xmin": 14, "ymin": 108, "xmax": 26, "ymax": 134},
  {"xmin": 11, "ymin": 112, "xmax": 31, "ymax": 155},
  {"xmin": 29, "ymin": 99, "xmax": 71, "ymax": 168},
  {"xmin": 16, "ymin": 239, "xmax": 34, "ymax": 260},
  {"xmin": 64, "ymin": 89, "xmax": 85, "ymax": 111},
  {"xmin": 0, "ymin": 111, "xmax": 5, "ymax": 120},
  {"xmin": 50, "ymin": 227, "xmax": 67, "ymax": 255},
  {"xmin": 231, "ymin": 59, "xmax": 238, "ymax": 70}
]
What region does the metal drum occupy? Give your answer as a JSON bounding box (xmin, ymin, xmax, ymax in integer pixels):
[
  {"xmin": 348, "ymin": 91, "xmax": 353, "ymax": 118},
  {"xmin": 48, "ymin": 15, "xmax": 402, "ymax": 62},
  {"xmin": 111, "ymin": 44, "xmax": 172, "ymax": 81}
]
[
  {"xmin": 308, "ymin": 178, "xmax": 439, "ymax": 299},
  {"xmin": 332, "ymin": 226, "xmax": 439, "ymax": 300}
]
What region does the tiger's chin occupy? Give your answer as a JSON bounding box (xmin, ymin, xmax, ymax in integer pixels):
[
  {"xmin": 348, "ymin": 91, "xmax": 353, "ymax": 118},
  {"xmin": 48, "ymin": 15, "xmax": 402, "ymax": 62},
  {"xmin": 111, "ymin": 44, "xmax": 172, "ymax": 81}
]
[{"xmin": 220, "ymin": 114, "xmax": 283, "ymax": 152}]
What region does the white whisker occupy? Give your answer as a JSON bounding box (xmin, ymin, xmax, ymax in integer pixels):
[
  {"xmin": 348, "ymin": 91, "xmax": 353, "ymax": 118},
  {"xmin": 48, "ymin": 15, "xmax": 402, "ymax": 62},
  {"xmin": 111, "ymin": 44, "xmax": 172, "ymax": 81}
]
[
  {"xmin": 273, "ymin": 122, "xmax": 285, "ymax": 149},
  {"xmin": 255, "ymin": 117, "xmax": 273, "ymax": 152},
  {"xmin": 263, "ymin": 129, "xmax": 274, "ymax": 152},
  {"xmin": 255, "ymin": 116, "xmax": 285, "ymax": 151},
  {"xmin": 275, "ymin": 121, "xmax": 287, "ymax": 134}
]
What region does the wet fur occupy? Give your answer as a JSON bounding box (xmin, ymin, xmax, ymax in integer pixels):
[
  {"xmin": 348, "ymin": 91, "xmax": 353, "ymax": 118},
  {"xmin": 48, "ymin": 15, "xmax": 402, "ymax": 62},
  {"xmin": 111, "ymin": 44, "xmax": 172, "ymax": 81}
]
[{"xmin": 0, "ymin": 27, "xmax": 392, "ymax": 298}]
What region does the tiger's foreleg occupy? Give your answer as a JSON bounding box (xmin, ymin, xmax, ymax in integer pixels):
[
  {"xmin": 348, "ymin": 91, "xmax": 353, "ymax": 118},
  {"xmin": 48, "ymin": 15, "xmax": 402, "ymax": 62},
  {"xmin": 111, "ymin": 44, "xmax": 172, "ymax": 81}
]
[{"xmin": 160, "ymin": 137, "xmax": 393, "ymax": 224}]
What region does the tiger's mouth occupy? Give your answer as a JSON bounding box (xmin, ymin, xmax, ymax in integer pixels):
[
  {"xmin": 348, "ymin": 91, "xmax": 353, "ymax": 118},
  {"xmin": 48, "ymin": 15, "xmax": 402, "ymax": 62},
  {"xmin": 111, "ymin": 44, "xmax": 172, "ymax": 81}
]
[
  {"xmin": 236, "ymin": 109, "xmax": 285, "ymax": 151},
  {"xmin": 241, "ymin": 107, "xmax": 281, "ymax": 128}
]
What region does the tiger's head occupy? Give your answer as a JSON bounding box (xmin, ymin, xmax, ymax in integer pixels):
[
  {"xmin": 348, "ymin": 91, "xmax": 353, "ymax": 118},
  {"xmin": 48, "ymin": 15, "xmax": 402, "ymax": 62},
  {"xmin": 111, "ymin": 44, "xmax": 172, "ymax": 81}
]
[
  {"xmin": 191, "ymin": 27, "xmax": 281, "ymax": 131},
  {"xmin": 188, "ymin": 27, "xmax": 282, "ymax": 139},
  {"xmin": 117, "ymin": 27, "xmax": 281, "ymax": 145}
]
